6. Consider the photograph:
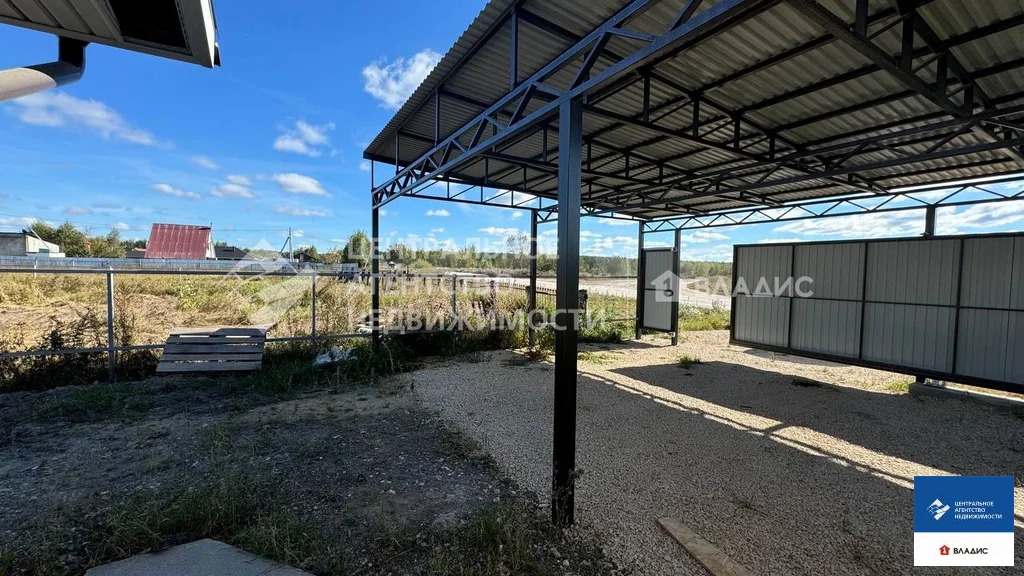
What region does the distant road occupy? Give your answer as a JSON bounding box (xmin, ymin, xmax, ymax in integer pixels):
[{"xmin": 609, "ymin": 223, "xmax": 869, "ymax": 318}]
[{"xmin": 510, "ymin": 277, "xmax": 731, "ymax": 310}]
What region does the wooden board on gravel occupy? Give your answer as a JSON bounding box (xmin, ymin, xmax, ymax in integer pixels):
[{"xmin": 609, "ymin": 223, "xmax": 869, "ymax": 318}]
[
  {"xmin": 157, "ymin": 326, "xmax": 270, "ymax": 374},
  {"xmin": 657, "ymin": 517, "xmax": 755, "ymax": 576}
]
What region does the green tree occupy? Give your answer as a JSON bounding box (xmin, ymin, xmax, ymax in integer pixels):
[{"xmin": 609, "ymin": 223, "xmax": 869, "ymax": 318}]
[{"xmin": 344, "ymin": 230, "xmax": 371, "ymax": 267}]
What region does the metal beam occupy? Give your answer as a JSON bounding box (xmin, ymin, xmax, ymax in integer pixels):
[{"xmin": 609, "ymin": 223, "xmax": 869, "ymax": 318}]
[
  {"xmin": 552, "ymin": 97, "xmax": 583, "ymax": 527},
  {"xmin": 371, "ymin": 0, "xmax": 769, "ymax": 207},
  {"xmin": 528, "ymin": 209, "xmax": 538, "ymax": 348}
]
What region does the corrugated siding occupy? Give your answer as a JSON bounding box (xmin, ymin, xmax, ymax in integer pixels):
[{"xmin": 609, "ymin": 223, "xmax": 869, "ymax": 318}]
[
  {"xmin": 865, "ymin": 239, "xmax": 960, "ymax": 306},
  {"xmin": 862, "ymin": 303, "xmax": 955, "ymax": 373},
  {"xmin": 643, "ymin": 249, "xmax": 674, "ymax": 287},
  {"xmin": 736, "ymin": 245, "xmax": 792, "ymax": 296},
  {"xmin": 1010, "ymin": 237, "xmax": 1024, "ymax": 311},
  {"xmin": 955, "ymin": 309, "xmax": 1010, "ymax": 382},
  {"xmin": 793, "ymin": 242, "xmax": 864, "ymax": 301},
  {"xmin": 733, "ymin": 296, "xmax": 789, "ymax": 347},
  {"xmin": 960, "ymin": 237, "xmax": 1014, "ymax": 309},
  {"xmin": 790, "ymin": 299, "xmax": 862, "ymax": 358},
  {"xmin": 643, "ymin": 298, "xmax": 673, "ymax": 332},
  {"xmin": 1007, "ymin": 312, "xmax": 1024, "ymax": 384}
]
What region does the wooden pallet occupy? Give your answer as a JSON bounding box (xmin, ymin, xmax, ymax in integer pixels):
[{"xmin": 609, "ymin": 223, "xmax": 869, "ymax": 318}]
[{"xmin": 157, "ymin": 326, "xmax": 270, "ymax": 374}]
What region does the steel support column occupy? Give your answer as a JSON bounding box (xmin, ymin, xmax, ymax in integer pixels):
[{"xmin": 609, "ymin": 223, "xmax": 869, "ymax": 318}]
[
  {"xmin": 106, "ymin": 271, "xmax": 115, "ymax": 383},
  {"xmin": 371, "ymin": 206, "xmax": 381, "ymax": 352},
  {"xmin": 924, "ymin": 205, "xmax": 936, "ymax": 237},
  {"xmin": 634, "ymin": 221, "xmax": 645, "ymax": 339},
  {"xmin": 671, "ymin": 228, "xmax": 681, "ymax": 346},
  {"xmin": 529, "ymin": 209, "xmax": 539, "ymax": 348},
  {"xmin": 552, "ymin": 96, "xmax": 582, "ymax": 527}
]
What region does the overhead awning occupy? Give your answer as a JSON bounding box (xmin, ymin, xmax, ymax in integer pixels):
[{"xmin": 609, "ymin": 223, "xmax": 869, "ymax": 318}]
[
  {"xmin": 0, "ymin": 0, "xmax": 219, "ymax": 67},
  {"xmin": 364, "ymin": 0, "xmax": 1024, "ymax": 222}
]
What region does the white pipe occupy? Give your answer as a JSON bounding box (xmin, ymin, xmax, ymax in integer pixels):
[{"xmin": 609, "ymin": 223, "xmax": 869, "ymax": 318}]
[{"xmin": 0, "ymin": 38, "xmax": 86, "ymax": 103}]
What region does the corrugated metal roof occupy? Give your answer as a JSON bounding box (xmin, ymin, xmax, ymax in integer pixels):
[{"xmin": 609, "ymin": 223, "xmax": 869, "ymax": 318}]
[
  {"xmin": 145, "ymin": 223, "xmax": 213, "ymax": 259},
  {"xmin": 365, "ymin": 0, "xmax": 1024, "ymax": 220},
  {"xmin": 0, "ymin": 0, "xmax": 219, "ymax": 67}
]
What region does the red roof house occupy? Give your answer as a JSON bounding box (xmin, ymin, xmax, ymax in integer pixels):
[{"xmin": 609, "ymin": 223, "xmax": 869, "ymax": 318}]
[{"xmin": 144, "ymin": 224, "xmax": 215, "ymax": 259}]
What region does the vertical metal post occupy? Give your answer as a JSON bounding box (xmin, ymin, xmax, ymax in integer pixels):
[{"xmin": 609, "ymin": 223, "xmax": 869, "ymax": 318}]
[
  {"xmin": 310, "ymin": 273, "xmax": 317, "ymax": 348},
  {"xmin": 923, "ymin": 205, "xmax": 936, "ymax": 237},
  {"xmin": 105, "ymin": 271, "xmax": 115, "ymax": 383},
  {"xmin": 552, "ymin": 96, "xmax": 582, "ymax": 527},
  {"xmin": 528, "ymin": 209, "xmax": 538, "ymax": 348},
  {"xmin": 671, "ymin": 228, "xmax": 681, "ymax": 346},
  {"xmin": 635, "ymin": 221, "xmax": 645, "ymax": 339},
  {"xmin": 451, "ymin": 276, "xmax": 458, "ymax": 321},
  {"xmin": 371, "ymin": 206, "xmax": 381, "ymax": 352}
]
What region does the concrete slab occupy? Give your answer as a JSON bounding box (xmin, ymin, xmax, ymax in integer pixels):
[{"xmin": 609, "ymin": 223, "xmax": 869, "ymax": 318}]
[
  {"xmin": 85, "ymin": 539, "xmax": 313, "ymax": 576},
  {"xmin": 909, "ymin": 382, "xmax": 1024, "ymax": 410}
]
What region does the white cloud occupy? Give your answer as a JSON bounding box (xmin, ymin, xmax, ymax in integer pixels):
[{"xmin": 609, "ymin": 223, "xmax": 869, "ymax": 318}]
[
  {"xmin": 272, "ymin": 173, "xmax": 329, "ymax": 196},
  {"xmin": 426, "ymin": 209, "xmax": 450, "ymax": 217},
  {"xmin": 775, "ymin": 211, "xmax": 923, "ymax": 238},
  {"xmin": 113, "ymin": 222, "xmax": 131, "ymax": 231},
  {"xmin": 685, "ymin": 244, "xmax": 733, "ymax": 261},
  {"xmin": 210, "ymin": 183, "xmax": 254, "ymax": 199},
  {"xmin": 273, "ymin": 120, "xmax": 335, "ymax": 157},
  {"xmin": 152, "ymin": 183, "xmax": 201, "ymax": 201},
  {"xmin": 359, "ymin": 160, "xmax": 371, "ymax": 171},
  {"xmin": 511, "ymin": 212, "xmax": 523, "ymax": 219},
  {"xmin": 430, "ymin": 227, "xmax": 445, "ymax": 233},
  {"xmin": 478, "ymin": 226, "xmax": 519, "ymax": 237},
  {"xmin": 64, "ymin": 206, "xmax": 93, "ymax": 215},
  {"xmin": 600, "ymin": 218, "xmax": 640, "ymax": 227},
  {"xmin": 9, "ymin": 92, "xmax": 162, "ymax": 146},
  {"xmin": 362, "ymin": 49, "xmax": 441, "ymax": 109},
  {"xmin": 226, "ymin": 174, "xmax": 252, "ymax": 186},
  {"xmin": 379, "ymin": 208, "xmax": 393, "ymax": 217},
  {"xmin": 0, "ymin": 216, "xmax": 46, "ymax": 229},
  {"xmin": 942, "ymin": 201, "xmax": 1024, "ymax": 233},
  {"xmin": 759, "ymin": 237, "xmax": 804, "ymax": 244},
  {"xmin": 275, "ymin": 205, "xmax": 330, "ymax": 217},
  {"xmin": 680, "ymin": 231, "xmax": 729, "ymax": 243},
  {"xmin": 190, "ymin": 156, "xmax": 218, "ymax": 170}
]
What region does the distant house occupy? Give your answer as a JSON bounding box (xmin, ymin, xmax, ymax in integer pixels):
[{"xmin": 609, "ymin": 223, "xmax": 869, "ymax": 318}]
[
  {"xmin": 144, "ymin": 224, "xmax": 216, "ymax": 259},
  {"xmin": 292, "ymin": 250, "xmax": 321, "ymax": 264},
  {"xmin": 215, "ymin": 245, "xmax": 250, "ymax": 261},
  {"xmin": 0, "ymin": 230, "xmax": 64, "ymax": 258},
  {"xmin": 126, "ymin": 247, "xmax": 147, "ymax": 259}
]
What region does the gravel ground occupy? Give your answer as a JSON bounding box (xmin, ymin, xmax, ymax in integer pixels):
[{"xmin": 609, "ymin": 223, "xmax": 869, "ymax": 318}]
[{"xmin": 412, "ymin": 330, "xmax": 1024, "ymax": 575}]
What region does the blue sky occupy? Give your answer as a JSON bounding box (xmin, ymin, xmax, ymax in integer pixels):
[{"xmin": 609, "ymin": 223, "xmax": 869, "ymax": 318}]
[{"xmin": 2, "ymin": 0, "xmax": 1023, "ymax": 262}]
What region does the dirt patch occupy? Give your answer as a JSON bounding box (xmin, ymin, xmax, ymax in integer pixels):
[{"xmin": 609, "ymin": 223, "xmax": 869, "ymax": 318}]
[{"xmin": 0, "ymin": 373, "xmax": 622, "ymax": 575}]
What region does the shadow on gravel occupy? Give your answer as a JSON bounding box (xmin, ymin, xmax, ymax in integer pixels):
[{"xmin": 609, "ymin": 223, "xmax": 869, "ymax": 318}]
[{"xmin": 610, "ymin": 360, "xmax": 1023, "ymax": 482}]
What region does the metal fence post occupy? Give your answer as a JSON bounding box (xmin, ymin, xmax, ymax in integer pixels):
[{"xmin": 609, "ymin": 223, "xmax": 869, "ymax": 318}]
[
  {"xmin": 451, "ymin": 276, "xmax": 458, "ymax": 321},
  {"xmin": 106, "ymin": 271, "xmax": 116, "ymax": 383},
  {"xmin": 310, "ymin": 273, "xmax": 317, "ymax": 348}
]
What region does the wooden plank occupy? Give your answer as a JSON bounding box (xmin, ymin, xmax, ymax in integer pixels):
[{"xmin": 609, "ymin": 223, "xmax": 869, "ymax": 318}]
[
  {"xmin": 157, "ymin": 361, "xmax": 263, "ymax": 373},
  {"xmin": 167, "ymin": 335, "xmax": 267, "ymax": 344},
  {"xmin": 170, "ymin": 326, "xmax": 270, "ymax": 336},
  {"xmin": 160, "ymin": 353, "xmax": 264, "ymax": 362},
  {"xmin": 657, "ymin": 517, "xmax": 755, "ymax": 576},
  {"xmin": 162, "ymin": 344, "xmax": 265, "ymax": 354}
]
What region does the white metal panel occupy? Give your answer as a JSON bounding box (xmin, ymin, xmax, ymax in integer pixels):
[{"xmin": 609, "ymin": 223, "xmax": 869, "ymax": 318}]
[
  {"xmin": 1011, "ymin": 237, "xmax": 1024, "ymax": 311},
  {"xmin": 643, "ymin": 297, "xmax": 673, "ymax": 331},
  {"xmin": 736, "ymin": 245, "xmax": 793, "ymax": 297},
  {"xmin": 643, "ymin": 249, "xmax": 674, "ymax": 287},
  {"xmin": 955, "ymin": 308, "xmax": 1010, "ymax": 382},
  {"xmin": 862, "ymin": 303, "xmax": 955, "ymax": 373},
  {"xmin": 790, "ymin": 299, "xmax": 862, "ymax": 358},
  {"xmin": 960, "ymin": 237, "xmax": 1013, "ymax": 309},
  {"xmin": 793, "ymin": 242, "xmax": 865, "ymax": 301},
  {"xmin": 733, "ymin": 296, "xmax": 790, "ymax": 347},
  {"xmin": 1007, "ymin": 312, "xmax": 1024, "ymax": 384},
  {"xmin": 866, "ymin": 239, "xmax": 960, "ymax": 306}
]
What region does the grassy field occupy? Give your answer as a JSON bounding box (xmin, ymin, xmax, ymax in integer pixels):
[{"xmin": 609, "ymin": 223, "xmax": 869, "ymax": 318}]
[{"xmin": 0, "ymin": 271, "xmax": 724, "ymax": 392}]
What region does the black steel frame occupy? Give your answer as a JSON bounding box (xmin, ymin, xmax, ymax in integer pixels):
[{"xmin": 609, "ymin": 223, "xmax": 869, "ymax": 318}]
[{"xmin": 366, "ymin": 0, "xmax": 1024, "ymax": 527}]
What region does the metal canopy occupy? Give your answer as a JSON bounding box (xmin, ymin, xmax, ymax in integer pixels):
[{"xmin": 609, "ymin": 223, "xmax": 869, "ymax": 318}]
[
  {"xmin": 364, "ymin": 0, "xmax": 1024, "ymax": 225},
  {"xmin": 0, "ymin": 0, "xmax": 220, "ymax": 68}
]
